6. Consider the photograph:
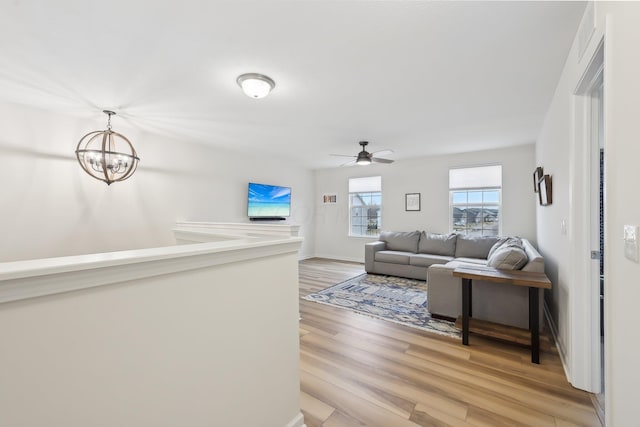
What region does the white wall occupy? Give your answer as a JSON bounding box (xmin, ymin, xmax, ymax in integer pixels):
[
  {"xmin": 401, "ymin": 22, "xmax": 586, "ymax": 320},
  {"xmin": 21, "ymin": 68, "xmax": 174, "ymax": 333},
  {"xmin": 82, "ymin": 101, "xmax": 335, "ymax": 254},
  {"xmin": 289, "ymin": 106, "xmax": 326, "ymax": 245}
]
[
  {"xmin": 599, "ymin": 3, "xmax": 640, "ymax": 425},
  {"xmin": 0, "ymin": 101, "xmax": 315, "ymax": 261},
  {"xmin": 535, "ymin": 21, "xmax": 580, "ymax": 382},
  {"xmin": 314, "ymin": 145, "xmax": 536, "ymax": 262},
  {"xmin": 0, "ymin": 243, "xmax": 303, "ymax": 427},
  {"xmin": 537, "ymin": 2, "xmax": 640, "ymax": 425}
]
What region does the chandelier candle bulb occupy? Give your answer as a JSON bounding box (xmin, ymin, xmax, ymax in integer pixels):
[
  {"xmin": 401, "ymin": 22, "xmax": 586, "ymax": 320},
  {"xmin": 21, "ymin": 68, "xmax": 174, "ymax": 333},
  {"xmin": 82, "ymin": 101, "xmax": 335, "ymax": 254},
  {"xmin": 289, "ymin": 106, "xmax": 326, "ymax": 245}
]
[{"xmin": 75, "ymin": 110, "xmax": 140, "ymax": 185}]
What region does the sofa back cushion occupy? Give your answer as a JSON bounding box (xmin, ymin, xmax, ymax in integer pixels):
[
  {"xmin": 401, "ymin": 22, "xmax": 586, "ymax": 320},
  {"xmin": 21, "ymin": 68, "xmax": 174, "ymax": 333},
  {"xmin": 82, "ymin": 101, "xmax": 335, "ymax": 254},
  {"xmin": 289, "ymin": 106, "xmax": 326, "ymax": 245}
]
[
  {"xmin": 418, "ymin": 232, "xmax": 457, "ymax": 256},
  {"xmin": 379, "ymin": 231, "xmax": 420, "ymax": 253},
  {"xmin": 454, "ymin": 235, "xmax": 500, "ymax": 259}
]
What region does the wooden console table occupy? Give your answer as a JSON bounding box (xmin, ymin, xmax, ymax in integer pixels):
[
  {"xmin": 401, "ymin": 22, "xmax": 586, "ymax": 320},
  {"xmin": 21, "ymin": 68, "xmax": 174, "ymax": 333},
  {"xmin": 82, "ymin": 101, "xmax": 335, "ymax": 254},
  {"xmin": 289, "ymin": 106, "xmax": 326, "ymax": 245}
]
[{"xmin": 452, "ymin": 266, "xmax": 552, "ymax": 364}]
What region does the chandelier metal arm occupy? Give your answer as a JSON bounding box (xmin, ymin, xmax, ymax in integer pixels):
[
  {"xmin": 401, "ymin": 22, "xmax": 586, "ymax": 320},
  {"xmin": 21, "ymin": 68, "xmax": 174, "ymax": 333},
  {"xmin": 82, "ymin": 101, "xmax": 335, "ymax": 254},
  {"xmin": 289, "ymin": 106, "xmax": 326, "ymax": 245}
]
[{"xmin": 101, "ymin": 131, "xmax": 109, "ymax": 183}]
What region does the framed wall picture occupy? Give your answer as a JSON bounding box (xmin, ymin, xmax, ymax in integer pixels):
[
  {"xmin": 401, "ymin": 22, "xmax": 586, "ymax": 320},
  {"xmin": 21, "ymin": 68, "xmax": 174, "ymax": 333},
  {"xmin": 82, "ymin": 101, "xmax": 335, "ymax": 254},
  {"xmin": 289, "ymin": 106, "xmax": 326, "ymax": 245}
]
[
  {"xmin": 533, "ymin": 167, "xmax": 543, "ymax": 192},
  {"xmin": 538, "ymin": 175, "xmax": 552, "ymax": 206},
  {"xmin": 323, "ymin": 194, "xmax": 337, "ymax": 204},
  {"xmin": 405, "ymin": 193, "xmax": 421, "ymax": 211}
]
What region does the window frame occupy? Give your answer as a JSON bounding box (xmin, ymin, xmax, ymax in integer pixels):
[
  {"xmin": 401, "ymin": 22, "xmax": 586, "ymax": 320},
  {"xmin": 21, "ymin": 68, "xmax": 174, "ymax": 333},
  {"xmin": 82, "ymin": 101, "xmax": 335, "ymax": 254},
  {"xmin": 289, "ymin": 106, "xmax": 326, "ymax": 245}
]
[
  {"xmin": 348, "ymin": 176, "xmax": 382, "ymax": 238},
  {"xmin": 449, "ymin": 166, "xmax": 502, "ymax": 237}
]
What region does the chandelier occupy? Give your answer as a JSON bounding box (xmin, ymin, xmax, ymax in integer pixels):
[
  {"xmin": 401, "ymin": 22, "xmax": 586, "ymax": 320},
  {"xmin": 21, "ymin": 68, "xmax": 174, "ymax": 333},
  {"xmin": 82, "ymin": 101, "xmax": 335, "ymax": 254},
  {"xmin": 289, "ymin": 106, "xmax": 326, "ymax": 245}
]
[{"xmin": 75, "ymin": 110, "xmax": 140, "ymax": 185}]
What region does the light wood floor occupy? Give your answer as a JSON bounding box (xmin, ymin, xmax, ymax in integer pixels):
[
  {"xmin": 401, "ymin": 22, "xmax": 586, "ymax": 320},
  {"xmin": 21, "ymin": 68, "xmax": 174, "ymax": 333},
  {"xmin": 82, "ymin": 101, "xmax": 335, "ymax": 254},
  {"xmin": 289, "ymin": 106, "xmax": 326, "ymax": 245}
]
[{"xmin": 298, "ymin": 258, "xmax": 601, "ymax": 427}]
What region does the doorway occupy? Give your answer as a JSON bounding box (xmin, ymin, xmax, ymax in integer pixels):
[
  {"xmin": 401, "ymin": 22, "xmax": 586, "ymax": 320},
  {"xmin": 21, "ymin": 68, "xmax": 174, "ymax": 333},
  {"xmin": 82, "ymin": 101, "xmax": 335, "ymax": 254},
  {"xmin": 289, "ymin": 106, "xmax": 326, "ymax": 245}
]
[
  {"xmin": 572, "ymin": 38, "xmax": 604, "ymax": 398},
  {"xmin": 590, "ymin": 81, "xmax": 605, "ymax": 421}
]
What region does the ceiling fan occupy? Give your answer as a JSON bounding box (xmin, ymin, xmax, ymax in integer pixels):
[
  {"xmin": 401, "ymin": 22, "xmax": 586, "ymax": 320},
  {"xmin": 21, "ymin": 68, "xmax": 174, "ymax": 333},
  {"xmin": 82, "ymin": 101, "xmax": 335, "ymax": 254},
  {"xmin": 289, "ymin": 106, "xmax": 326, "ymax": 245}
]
[{"xmin": 331, "ymin": 141, "xmax": 394, "ymax": 166}]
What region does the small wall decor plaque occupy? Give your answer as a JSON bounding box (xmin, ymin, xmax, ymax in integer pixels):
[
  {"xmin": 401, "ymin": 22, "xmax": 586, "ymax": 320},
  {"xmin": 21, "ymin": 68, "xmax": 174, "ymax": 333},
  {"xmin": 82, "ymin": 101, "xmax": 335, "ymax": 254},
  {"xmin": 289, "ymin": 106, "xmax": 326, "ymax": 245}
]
[
  {"xmin": 323, "ymin": 194, "xmax": 337, "ymax": 204},
  {"xmin": 405, "ymin": 193, "xmax": 421, "ymax": 211},
  {"xmin": 538, "ymin": 175, "xmax": 552, "ymax": 206},
  {"xmin": 533, "ymin": 167, "xmax": 543, "ymax": 192}
]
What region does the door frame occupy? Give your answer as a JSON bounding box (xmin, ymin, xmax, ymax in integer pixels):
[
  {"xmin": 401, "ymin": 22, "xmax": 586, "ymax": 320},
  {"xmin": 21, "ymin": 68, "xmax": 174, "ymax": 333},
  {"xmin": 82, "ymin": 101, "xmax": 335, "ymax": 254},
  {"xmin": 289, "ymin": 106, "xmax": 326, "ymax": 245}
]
[{"xmin": 571, "ymin": 38, "xmax": 604, "ymax": 393}]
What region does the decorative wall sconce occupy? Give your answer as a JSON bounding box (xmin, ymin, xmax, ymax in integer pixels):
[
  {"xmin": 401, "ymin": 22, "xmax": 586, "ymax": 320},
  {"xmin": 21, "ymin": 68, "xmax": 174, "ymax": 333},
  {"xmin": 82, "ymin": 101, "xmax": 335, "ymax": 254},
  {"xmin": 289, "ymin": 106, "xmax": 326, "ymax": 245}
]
[{"xmin": 75, "ymin": 110, "xmax": 140, "ymax": 185}]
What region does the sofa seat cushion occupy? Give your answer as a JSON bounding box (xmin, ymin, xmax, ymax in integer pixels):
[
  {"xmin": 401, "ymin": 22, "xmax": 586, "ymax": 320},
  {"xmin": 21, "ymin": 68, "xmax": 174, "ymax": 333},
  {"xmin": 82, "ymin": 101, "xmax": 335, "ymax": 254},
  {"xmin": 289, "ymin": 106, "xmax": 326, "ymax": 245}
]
[
  {"xmin": 375, "ymin": 250, "xmax": 412, "ymax": 264},
  {"xmin": 418, "ymin": 232, "xmax": 457, "ymax": 256},
  {"xmin": 454, "ymin": 257, "xmax": 488, "ymax": 266},
  {"xmin": 379, "ymin": 231, "xmax": 420, "ymax": 253},
  {"xmin": 430, "ymin": 260, "xmax": 488, "ymax": 274},
  {"xmin": 454, "ymin": 235, "xmax": 500, "ymax": 259},
  {"xmin": 409, "ymin": 253, "xmax": 454, "ymax": 267}
]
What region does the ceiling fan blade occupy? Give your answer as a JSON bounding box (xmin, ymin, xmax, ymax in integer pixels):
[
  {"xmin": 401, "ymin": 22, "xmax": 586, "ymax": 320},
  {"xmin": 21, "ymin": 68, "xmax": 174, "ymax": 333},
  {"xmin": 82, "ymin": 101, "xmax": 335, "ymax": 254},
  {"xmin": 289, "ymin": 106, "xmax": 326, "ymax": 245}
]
[
  {"xmin": 340, "ymin": 159, "xmax": 357, "ymax": 167},
  {"xmin": 371, "ymin": 149, "xmax": 394, "ymax": 157},
  {"xmin": 371, "ymin": 157, "xmax": 394, "ymax": 164},
  {"xmin": 330, "ymin": 154, "xmax": 357, "ymax": 158}
]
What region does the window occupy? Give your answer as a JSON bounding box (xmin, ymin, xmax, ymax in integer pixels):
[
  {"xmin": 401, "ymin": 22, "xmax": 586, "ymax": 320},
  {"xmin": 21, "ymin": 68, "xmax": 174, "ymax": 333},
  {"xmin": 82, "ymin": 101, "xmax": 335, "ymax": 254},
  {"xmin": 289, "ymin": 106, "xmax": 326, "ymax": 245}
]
[
  {"xmin": 349, "ymin": 176, "xmax": 382, "ymax": 237},
  {"xmin": 449, "ymin": 165, "xmax": 502, "ymax": 236}
]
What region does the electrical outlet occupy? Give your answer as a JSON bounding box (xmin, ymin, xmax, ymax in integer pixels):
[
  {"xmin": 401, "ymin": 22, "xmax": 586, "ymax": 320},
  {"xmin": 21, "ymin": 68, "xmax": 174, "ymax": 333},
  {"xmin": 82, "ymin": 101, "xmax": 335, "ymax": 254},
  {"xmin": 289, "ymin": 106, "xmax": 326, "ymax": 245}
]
[{"xmin": 624, "ymin": 225, "xmax": 639, "ymax": 262}]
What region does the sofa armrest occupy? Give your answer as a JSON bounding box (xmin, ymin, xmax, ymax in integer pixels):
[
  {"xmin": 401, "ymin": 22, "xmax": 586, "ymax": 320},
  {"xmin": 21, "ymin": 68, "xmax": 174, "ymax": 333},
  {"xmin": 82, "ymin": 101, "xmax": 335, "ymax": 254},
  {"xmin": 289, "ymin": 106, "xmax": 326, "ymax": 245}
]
[
  {"xmin": 426, "ymin": 263, "xmax": 460, "ymax": 318},
  {"xmin": 521, "ymin": 239, "xmax": 545, "ymax": 273},
  {"xmin": 365, "ymin": 241, "xmax": 387, "ymax": 272}
]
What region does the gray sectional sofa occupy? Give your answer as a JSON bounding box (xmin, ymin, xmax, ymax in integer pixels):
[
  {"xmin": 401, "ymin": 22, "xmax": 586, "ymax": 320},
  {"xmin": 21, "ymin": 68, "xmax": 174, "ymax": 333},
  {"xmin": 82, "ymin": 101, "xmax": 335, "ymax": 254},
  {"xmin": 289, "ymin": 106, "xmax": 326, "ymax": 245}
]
[{"xmin": 364, "ymin": 230, "xmax": 545, "ymax": 330}]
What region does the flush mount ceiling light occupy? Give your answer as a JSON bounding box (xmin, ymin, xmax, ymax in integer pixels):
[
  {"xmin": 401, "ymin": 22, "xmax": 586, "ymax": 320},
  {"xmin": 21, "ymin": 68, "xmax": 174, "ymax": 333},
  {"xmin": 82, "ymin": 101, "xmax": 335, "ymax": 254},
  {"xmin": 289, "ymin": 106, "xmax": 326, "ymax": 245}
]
[
  {"xmin": 236, "ymin": 73, "xmax": 275, "ymax": 99},
  {"xmin": 75, "ymin": 110, "xmax": 140, "ymax": 185}
]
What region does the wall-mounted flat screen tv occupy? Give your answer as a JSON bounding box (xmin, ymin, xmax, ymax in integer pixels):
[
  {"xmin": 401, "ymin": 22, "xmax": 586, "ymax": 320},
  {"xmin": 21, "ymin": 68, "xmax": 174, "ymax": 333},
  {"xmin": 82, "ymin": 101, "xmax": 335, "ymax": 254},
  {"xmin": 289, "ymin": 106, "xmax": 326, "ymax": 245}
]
[{"xmin": 247, "ymin": 182, "xmax": 291, "ymax": 220}]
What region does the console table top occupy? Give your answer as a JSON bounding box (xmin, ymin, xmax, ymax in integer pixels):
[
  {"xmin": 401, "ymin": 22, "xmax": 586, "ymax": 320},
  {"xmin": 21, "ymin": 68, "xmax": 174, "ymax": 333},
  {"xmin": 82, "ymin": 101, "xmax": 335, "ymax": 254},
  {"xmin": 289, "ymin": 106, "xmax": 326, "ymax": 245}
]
[{"xmin": 452, "ymin": 265, "xmax": 552, "ymax": 289}]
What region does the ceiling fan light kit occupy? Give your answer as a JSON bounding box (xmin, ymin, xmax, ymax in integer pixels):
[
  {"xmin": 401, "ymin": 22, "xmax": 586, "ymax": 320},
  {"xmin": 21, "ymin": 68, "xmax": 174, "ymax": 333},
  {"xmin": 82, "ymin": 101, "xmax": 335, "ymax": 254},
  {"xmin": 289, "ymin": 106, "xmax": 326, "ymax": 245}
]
[
  {"xmin": 356, "ymin": 151, "xmax": 372, "ymax": 166},
  {"xmin": 236, "ymin": 73, "xmax": 275, "ymax": 99}
]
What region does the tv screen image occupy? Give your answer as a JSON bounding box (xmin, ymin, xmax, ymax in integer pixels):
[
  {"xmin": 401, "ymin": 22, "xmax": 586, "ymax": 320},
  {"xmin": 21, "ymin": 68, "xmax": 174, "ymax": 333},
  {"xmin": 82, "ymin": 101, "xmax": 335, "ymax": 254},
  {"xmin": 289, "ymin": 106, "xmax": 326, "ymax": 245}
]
[{"xmin": 248, "ymin": 182, "xmax": 291, "ymax": 219}]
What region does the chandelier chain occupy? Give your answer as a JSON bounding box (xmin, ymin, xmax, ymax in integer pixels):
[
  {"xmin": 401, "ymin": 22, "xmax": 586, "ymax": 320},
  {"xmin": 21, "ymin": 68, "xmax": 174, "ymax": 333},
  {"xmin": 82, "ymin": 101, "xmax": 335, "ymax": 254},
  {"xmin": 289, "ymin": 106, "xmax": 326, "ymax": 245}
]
[{"xmin": 103, "ymin": 110, "xmax": 115, "ymax": 130}]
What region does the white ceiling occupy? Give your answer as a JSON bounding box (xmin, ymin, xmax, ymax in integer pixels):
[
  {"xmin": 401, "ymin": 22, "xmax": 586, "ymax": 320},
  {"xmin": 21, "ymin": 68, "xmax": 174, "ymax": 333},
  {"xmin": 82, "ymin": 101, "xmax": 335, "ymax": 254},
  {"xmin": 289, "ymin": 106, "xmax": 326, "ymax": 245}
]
[{"xmin": 0, "ymin": 1, "xmax": 585, "ymax": 169}]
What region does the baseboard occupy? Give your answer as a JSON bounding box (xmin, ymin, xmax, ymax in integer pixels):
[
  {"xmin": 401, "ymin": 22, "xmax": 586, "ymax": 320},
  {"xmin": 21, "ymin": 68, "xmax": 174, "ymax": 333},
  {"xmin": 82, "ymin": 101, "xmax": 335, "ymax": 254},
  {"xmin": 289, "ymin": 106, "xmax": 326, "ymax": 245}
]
[
  {"xmin": 284, "ymin": 412, "xmax": 306, "ymax": 427},
  {"xmin": 544, "ymin": 301, "xmax": 571, "ymax": 382},
  {"xmin": 310, "ymin": 253, "xmax": 364, "ymax": 264}
]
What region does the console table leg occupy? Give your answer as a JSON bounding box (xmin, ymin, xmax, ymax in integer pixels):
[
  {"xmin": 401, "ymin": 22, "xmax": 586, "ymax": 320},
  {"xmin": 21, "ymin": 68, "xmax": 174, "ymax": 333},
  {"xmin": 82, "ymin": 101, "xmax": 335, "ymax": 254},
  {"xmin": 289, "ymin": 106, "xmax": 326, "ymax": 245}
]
[
  {"xmin": 468, "ymin": 279, "xmax": 472, "ymax": 318},
  {"xmin": 530, "ymin": 287, "xmax": 540, "ymax": 364},
  {"xmin": 462, "ymin": 278, "xmax": 471, "ymax": 346}
]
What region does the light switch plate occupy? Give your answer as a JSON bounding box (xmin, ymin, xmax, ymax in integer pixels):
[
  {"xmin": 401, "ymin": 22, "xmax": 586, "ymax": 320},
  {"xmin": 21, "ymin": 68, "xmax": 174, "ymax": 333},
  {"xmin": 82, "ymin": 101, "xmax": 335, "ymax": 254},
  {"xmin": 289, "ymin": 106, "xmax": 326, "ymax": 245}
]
[{"xmin": 624, "ymin": 225, "xmax": 639, "ymax": 262}]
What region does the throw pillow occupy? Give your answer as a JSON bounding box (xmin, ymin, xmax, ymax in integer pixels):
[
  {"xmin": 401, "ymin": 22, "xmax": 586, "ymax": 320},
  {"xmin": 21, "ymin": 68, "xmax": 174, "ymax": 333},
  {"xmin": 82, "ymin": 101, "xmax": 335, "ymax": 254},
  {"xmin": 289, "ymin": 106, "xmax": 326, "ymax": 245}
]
[
  {"xmin": 418, "ymin": 232, "xmax": 457, "ymax": 256},
  {"xmin": 487, "ymin": 245, "xmax": 528, "ymax": 270},
  {"xmin": 379, "ymin": 230, "xmax": 421, "ymax": 253},
  {"xmin": 454, "ymin": 235, "xmax": 500, "ymax": 259},
  {"xmin": 487, "ymin": 236, "xmax": 524, "ymax": 259}
]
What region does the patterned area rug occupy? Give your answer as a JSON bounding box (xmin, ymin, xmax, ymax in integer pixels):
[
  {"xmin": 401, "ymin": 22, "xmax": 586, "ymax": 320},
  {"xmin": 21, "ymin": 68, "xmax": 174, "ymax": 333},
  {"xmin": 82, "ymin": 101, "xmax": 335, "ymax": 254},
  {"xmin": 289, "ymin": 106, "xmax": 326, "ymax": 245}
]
[{"xmin": 303, "ymin": 273, "xmax": 460, "ymax": 339}]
